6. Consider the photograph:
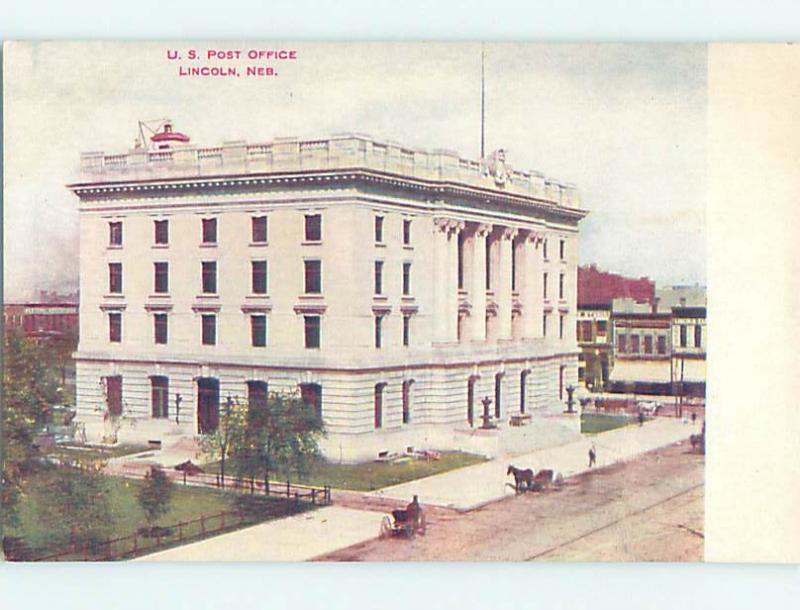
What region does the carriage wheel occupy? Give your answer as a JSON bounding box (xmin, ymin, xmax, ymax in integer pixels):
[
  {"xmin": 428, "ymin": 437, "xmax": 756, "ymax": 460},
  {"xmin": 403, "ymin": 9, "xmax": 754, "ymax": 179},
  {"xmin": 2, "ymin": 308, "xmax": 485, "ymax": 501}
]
[
  {"xmin": 416, "ymin": 512, "xmax": 427, "ymax": 536},
  {"xmin": 379, "ymin": 516, "xmax": 392, "ymax": 539}
]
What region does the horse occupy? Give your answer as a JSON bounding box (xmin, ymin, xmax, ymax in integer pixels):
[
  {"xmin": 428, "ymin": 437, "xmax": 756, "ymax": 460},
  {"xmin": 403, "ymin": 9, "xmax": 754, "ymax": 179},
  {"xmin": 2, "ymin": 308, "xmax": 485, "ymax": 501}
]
[
  {"xmin": 507, "ymin": 465, "xmax": 534, "ymax": 493},
  {"xmin": 532, "ymin": 469, "xmax": 565, "ymax": 490}
]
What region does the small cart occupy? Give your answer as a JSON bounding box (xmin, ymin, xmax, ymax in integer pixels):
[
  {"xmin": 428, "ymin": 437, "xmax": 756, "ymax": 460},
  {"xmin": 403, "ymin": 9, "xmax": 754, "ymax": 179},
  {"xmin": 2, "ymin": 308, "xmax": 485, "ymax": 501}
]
[{"xmin": 379, "ymin": 496, "xmax": 426, "ymax": 538}]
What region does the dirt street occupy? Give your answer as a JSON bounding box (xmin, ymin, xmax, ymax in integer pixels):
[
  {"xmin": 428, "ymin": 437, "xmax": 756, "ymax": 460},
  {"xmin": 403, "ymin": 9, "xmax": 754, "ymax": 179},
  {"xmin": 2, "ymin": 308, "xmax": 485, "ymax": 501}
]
[{"xmin": 317, "ymin": 440, "xmax": 704, "ymax": 562}]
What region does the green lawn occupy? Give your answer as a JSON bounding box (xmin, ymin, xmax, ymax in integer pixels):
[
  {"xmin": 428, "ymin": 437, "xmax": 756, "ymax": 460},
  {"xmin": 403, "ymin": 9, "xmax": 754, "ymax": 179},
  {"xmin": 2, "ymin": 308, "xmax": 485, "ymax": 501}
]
[
  {"xmin": 581, "ymin": 413, "xmax": 637, "ymax": 435},
  {"xmin": 204, "ymin": 451, "xmax": 488, "ymax": 492},
  {"xmin": 7, "ymin": 466, "xmax": 308, "ymax": 560},
  {"xmin": 49, "ymin": 443, "xmax": 152, "ymax": 463}
]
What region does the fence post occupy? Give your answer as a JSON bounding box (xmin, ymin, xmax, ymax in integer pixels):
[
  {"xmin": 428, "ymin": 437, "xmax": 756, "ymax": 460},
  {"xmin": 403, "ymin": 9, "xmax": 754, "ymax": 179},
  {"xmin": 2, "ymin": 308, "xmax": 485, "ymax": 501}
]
[
  {"xmin": 133, "ymin": 533, "xmax": 138, "ymax": 555},
  {"xmin": 183, "ymin": 471, "xmax": 187, "ymax": 486},
  {"xmin": 201, "ymin": 515, "xmax": 206, "ymax": 537},
  {"xmin": 156, "ymin": 530, "xmax": 162, "ymax": 548},
  {"xmin": 286, "ymin": 480, "xmax": 290, "ymax": 498},
  {"xmin": 178, "ymin": 522, "xmax": 183, "ymax": 542},
  {"xmin": 221, "ymin": 513, "xmax": 226, "ymax": 530},
  {"xmin": 311, "ymin": 489, "xmax": 316, "ymax": 505}
]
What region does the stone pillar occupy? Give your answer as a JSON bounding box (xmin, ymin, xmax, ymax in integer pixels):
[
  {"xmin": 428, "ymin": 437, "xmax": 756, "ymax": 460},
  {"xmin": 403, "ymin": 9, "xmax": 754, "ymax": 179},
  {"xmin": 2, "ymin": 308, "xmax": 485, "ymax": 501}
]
[
  {"xmin": 447, "ymin": 221, "xmax": 465, "ymax": 343},
  {"xmin": 471, "ymin": 224, "xmax": 491, "ymax": 342},
  {"xmin": 521, "ymin": 232, "xmax": 539, "ymax": 339},
  {"xmin": 433, "ymin": 218, "xmax": 450, "ymax": 343},
  {"xmin": 497, "ymin": 227, "xmax": 517, "ymax": 341}
]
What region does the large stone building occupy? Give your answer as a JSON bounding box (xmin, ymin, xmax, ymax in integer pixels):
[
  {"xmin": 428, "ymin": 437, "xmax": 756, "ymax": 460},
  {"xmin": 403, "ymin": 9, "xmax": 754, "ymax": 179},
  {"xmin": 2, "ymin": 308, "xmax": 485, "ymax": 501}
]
[{"xmin": 69, "ymin": 124, "xmax": 587, "ymax": 461}]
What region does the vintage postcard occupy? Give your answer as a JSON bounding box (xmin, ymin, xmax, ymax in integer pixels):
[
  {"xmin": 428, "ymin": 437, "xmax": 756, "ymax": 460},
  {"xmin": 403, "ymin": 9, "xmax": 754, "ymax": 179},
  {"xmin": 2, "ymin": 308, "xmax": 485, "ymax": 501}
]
[{"xmin": 0, "ymin": 41, "xmax": 791, "ymax": 563}]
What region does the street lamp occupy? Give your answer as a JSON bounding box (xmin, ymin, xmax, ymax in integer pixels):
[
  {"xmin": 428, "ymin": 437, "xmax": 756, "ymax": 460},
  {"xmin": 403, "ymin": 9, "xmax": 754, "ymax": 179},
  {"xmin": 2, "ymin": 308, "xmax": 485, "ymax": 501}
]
[
  {"xmin": 565, "ymin": 384, "xmax": 576, "ymax": 414},
  {"xmin": 480, "ymin": 396, "xmax": 496, "ymax": 429}
]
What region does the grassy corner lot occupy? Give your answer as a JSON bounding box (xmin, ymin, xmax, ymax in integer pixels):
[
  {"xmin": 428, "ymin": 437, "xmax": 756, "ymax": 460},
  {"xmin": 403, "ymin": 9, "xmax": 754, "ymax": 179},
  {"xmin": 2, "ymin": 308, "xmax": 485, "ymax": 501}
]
[
  {"xmin": 8, "ymin": 466, "xmax": 312, "ymax": 560},
  {"xmin": 204, "ymin": 451, "xmax": 488, "ymax": 492},
  {"xmin": 580, "ymin": 413, "xmax": 637, "ymax": 435}
]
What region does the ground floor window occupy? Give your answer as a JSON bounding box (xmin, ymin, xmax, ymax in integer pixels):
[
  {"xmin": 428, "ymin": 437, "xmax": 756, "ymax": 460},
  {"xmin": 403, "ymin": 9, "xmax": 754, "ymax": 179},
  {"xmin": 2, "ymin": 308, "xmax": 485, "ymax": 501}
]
[
  {"xmin": 467, "ymin": 377, "xmax": 476, "ymax": 426},
  {"xmin": 402, "ymin": 380, "xmax": 413, "ymax": 424},
  {"xmin": 374, "ymin": 383, "xmax": 386, "ymax": 429},
  {"xmin": 300, "ymin": 383, "xmax": 323, "ymax": 422},
  {"xmin": 150, "ymin": 376, "xmax": 169, "ymax": 418},
  {"xmin": 559, "ymin": 365, "xmax": 565, "ymax": 401},
  {"xmin": 520, "ymin": 370, "xmax": 528, "ymax": 414},
  {"xmin": 247, "ymin": 380, "xmax": 269, "ymax": 412},
  {"xmin": 494, "ymin": 373, "xmax": 503, "ymax": 419},
  {"xmin": 105, "ymin": 375, "xmax": 123, "ymax": 416},
  {"xmin": 197, "ymin": 377, "xmax": 220, "ymax": 434}
]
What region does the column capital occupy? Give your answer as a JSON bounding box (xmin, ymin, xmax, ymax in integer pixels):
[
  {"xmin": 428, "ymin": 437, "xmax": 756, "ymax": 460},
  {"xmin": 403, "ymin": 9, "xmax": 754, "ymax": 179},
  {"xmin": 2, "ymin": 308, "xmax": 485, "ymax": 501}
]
[
  {"xmin": 474, "ymin": 223, "xmax": 492, "ymax": 237},
  {"xmin": 448, "ymin": 219, "xmax": 466, "ymax": 235},
  {"xmin": 501, "ymin": 226, "xmax": 519, "ymax": 241},
  {"xmin": 434, "ymin": 216, "xmax": 451, "ymax": 233},
  {"xmin": 526, "ymin": 230, "xmax": 546, "ymax": 245}
]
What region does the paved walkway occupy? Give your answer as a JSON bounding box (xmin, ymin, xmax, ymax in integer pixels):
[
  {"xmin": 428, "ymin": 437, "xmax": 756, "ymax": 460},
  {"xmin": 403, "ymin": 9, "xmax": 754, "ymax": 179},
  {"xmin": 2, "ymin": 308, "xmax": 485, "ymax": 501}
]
[
  {"xmin": 369, "ymin": 417, "xmax": 698, "ymax": 510},
  {"xmin": 136, "ymin": 505, "xmax": 380, "ymax": 562}
]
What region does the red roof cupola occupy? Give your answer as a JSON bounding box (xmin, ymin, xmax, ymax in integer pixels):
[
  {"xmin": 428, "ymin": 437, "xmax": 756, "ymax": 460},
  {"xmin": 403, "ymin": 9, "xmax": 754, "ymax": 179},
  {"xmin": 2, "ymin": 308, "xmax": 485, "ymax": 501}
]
[{"xmin": 150, "ymin": 121, "xmax": 190, "ymax": 148}]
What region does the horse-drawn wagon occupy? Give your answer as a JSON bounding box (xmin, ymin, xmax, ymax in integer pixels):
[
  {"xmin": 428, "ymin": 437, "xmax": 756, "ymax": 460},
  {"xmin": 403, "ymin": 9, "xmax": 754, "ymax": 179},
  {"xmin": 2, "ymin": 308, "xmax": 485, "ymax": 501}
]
[
  {"xmin": 379, "ymin": 495, "xmax": 426, "ymax": 538},
  {"xmin": 507, "ymin": 465, "xmax": 565, "ymax": 494}
]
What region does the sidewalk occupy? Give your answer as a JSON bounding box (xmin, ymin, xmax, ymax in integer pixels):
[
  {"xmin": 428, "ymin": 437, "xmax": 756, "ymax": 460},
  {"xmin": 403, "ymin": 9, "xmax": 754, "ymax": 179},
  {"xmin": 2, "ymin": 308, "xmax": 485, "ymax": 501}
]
[
  {"xmin": 369, "ymin": 417, "xmax": 697, "ymax": 510},
  {"xmin": 136, "ymin": 505, "xmax": 380, "ymax": 562}
]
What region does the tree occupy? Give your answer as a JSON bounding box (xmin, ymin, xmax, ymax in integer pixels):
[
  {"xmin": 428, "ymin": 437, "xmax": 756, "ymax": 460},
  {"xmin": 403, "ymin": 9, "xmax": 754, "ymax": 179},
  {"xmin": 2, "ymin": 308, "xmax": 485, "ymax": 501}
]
[
  {"xmin": 2, "ymin": 329, "xmax": 64, "ymax": 530},
  {"xmin": 30, "ymin": 464, "xmax": 113, "ymax": 549},
  {"xmin": 199, "ymin": 396, "xmax": 248, "ymax": 488},
  {"xmin": 235, "ymin": 390, "xmax": 325, "ymax": 494},
  {"xmin": 137, "ymin": 466, "xmax": 174, "ymax": 529}
]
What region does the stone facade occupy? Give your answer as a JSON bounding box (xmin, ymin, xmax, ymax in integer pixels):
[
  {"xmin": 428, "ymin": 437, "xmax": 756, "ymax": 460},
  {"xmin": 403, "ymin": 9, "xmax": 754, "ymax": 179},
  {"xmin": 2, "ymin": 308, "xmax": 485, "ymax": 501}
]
[{"xmin": 69, "ymin": 129, "xmax": 586, "ymax": 462}]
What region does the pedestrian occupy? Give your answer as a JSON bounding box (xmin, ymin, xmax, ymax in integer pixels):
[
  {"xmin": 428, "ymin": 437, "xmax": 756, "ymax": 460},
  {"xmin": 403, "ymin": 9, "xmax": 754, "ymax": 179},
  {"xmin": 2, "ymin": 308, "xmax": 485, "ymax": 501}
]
[
  {"xmin": 588, "ymin": 445, "xmax": 597, "ymax": 468},
  {"xmin": 691, "ymin": 412, "xmax": 697, "ymax": 425},
  {"xmin": 638, "ymin": 411, "xmax": 645, "ymax": 426}
]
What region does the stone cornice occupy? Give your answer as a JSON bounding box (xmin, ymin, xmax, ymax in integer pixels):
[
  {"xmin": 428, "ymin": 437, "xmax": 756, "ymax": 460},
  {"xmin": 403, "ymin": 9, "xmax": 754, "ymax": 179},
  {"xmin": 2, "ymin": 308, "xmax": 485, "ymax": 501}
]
[{"xmin": 68, "ymin": 167, "xmax": 588, "ymax": 223}]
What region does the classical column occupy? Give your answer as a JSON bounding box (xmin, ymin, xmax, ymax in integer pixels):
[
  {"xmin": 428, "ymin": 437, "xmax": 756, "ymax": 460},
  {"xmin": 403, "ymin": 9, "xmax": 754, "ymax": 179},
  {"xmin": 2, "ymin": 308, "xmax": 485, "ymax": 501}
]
[
  {"xmin": 433, "ymin": 218, "xmax": 450, "ymax": 343},
  {"xmin": 447, "ymin": 221, "xmax": 465, "ymax": 343},
  {"xmin": 471, "ymin": 223, "xmax": 491, "ymax": 341},
  {"xmin": 521, "ymin": 231, "xmax": 539, "ymax": 339},
  {"xmin": 497, "ymin": 227, "xmax": 517, "ymax": 341}
]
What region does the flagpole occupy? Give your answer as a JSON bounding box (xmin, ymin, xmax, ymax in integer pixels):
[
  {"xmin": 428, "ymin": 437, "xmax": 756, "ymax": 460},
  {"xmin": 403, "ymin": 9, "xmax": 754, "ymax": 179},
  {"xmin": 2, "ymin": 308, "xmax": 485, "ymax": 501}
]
[{"xmin": 480, "ymin": 43, "xmax": 486, "ymax": 159}]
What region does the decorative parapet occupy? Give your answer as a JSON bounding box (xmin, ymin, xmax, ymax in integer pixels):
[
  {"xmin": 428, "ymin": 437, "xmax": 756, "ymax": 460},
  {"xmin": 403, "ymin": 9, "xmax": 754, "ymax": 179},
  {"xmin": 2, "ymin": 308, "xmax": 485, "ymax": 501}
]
[{"xmin": 77, "ymin": 133, "xmax": 582, "ymax": 208}]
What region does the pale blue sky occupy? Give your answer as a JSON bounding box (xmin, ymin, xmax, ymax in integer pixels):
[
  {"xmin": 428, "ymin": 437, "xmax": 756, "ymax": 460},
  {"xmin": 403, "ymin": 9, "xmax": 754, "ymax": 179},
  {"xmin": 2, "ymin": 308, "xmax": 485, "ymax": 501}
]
[{"xmin": 3, "ymin": 42, "xmax": 706, "ymax": 299}]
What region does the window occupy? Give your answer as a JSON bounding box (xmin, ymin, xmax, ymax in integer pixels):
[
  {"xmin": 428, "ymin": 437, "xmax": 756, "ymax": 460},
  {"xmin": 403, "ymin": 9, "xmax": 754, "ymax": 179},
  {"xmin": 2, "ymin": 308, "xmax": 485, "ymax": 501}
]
[
  {"xmin": 694, "ymin": 324, "xmax": 702, "ymax": 348},
  {"xmin": 560, "ymin": 239, "xmax": 565, "ymax": 260},
  {"xmin": 202, "ymin": 218, "xmax": 217, "ymax": 244},
  {"xmin": 559, "ymin": 273, "xmax": 565, "ymax": 299},
  {"xmin": 520, "ymin": 370, "xmax": 528, "ymax": 414},
  {"xmin": 374, "ymin": 261, "xmax": 384, "ymax": 295},
  {"xmin": 494, "ymin": 373, "xmax": 503, "ymax": 418},
  {"xmin": 105, "ymin": 376, "xmax": 122, "ymax": 416},
  {"xmin": 154, "ymin": 219, "xmax": 169, "ymax": 245},
  {"xmin": 154, "ymin": 313, "xmax": 168, "ymax": 344},
  {"xmin": 248, "ymin": 381, "xmax": 269, "ymax": 412},
  {"xmin": 109, "ymin": 221, "xmax": 123, "ymax": 246},
  {"xmin": 197, "ymin": 378, "xmax": 220, "ymax": 434},
  {"xmin": 485, "ymin": 240, "xmax": 492, "ymax": 289},
  {"xmin": 151, "ymin": 376, "xmax": 169, "ymax": 418},
  {"xmin": 578, "ymin": 320, "xmax": 592, "ymax": 341},
  {"xmin": 251, "ymin": 315, "xmax": 267, "ymax": 347},
  {"xmin": 201, "ymin": 314, "xmax": 216, "ymax": 345},
  {"xmin": 657, "ymin": 335, "xmax": 667, "ymax": 354},
  {"xmin": 109, "ymin": 263, "xmax": 123, "ymax": 294},
  {"xmin": 458, "ymin": 234, "xmax": 465, "ymax": 289},
  {"xmin": 109, "ymin": 312, "xmax": 122, "ymax": 343},
  {"xmin": 202, "ymin": 261, "xmax": 217, "ymax": 294},
  {"xmin": 300, "ymin": 383, "xmax": 323, "ymax": 421},
  {"xmin": 631, "ymin": 335, "xmax": 640, "ymax": 353},
  {"xmin": 252, "ymin": 216, "xmax": 268, "ymax": 243},
  {"xmin": 374, "ymin": 315, "xmax": 384, "ymax": 348},
  {"xmin": 543, "ymin": 240, "xmax": 548, "ymax": 260},
  {"xmin": 511, "ymin": 241, "xmax": 517, "ymax": 291},
  {"xmin": 679, "ymin": 324, "xmax": 687, "ymax": 348},
  {"xmin": 154, "ymin": 262, "xmax": 169, "ymax": 294},
  {"xmin": 542, "ymin": 313, "xmax": 548, "ymax": 337},
  {"xmin": 402, "ymin": 262, "xmax": 411, "ymax": 295},
  {"xmin": 251, "ymin": 260, "xmax": 268, "ymax": 294},
  {"xmin": 374, "ymin": 216, "xmax": 384, "ymax": 243},
  {"xmin": 618, "ymin": 334, "xmax": 628, "ymax": 353},
  {"xmin": 304, "ymin": 260, "xmax": 322, "ymax": 294},
  {"xmin": 543, "ymin": 272, "xmax": 548, "ymax": 299},
  {"xmin": 597, "ymin": 320, "xmax": 608, "ymax": 335},
  {"xmin": 402, "ymin": 380, "xmax": 413, "ymax": 424},
  {"xmin": 644, "ymin": 335, "xmax": 653, "ymax": 354},
  {"xmin": 374, "ymin": 383, "xmax": 385, "ymax": 429},
  {"xmin": 304, "ymin": 315, "xmax": 321, "ymax": 348},
  {"xmin": 305, "ymin": 214, "xmax": 322, "ymax": 241},
  {"xmin": 403, "ymin": 219, "xmax": 412, "ymax": 245},
  {"xmin": 559, "ymin": 314, "xmax": 565, "ymax": 339},
  {"xmin": 403, "ymin": 315, "xmax": 411, "ymax": 346}
]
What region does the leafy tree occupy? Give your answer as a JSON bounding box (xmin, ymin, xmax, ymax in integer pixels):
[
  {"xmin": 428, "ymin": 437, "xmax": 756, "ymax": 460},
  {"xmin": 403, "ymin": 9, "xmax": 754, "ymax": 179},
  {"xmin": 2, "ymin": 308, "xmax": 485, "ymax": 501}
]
[
  {"xmin": 199, "ymin": 396, "xmax": 248, "ymax": 488},
  {"xmin": 29, "ymin": 464, "xmax": 113, "ymax": 549},
  {"xmin": 2, "ymin": 329, "xmax": 64, "ymax": 532},
  {"xmin": 137, "ymin": 466, "xmax": 174, "ymax": 528},
  {"xmin": 234, "ymin": 390, "xmax": 325, "ymax": 493}
]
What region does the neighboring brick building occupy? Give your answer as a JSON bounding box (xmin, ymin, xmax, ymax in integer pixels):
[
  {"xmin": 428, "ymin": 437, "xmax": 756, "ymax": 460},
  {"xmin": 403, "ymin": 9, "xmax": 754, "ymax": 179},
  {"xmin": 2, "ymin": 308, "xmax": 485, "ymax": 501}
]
[{"xmin": 578, "ymin": 264, "xmax": 655, "ymax": 307}]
